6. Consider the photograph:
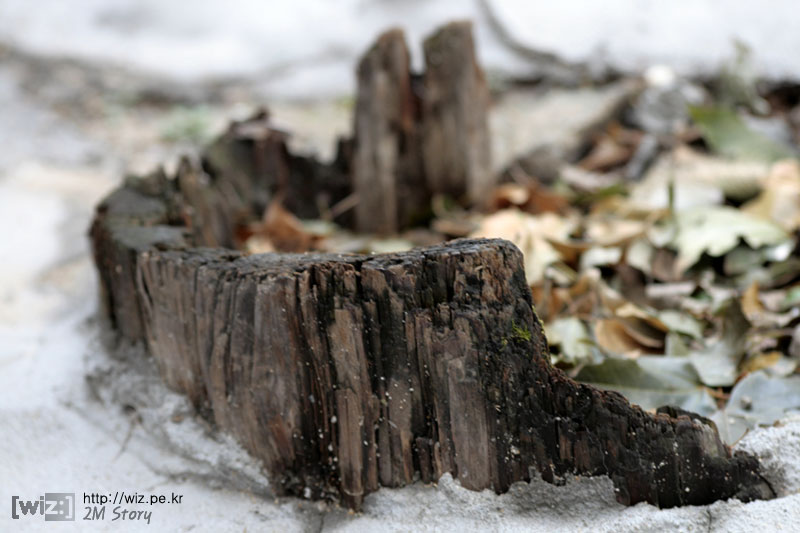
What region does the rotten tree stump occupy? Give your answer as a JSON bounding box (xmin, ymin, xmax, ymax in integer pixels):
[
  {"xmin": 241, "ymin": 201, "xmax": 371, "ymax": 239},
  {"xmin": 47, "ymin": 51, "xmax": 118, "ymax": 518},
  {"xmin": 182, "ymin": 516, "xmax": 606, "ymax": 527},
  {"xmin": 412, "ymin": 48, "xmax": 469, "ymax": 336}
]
[
  {"xmin": 90, "ymin": 22, "xmax": 773, "ymax": 511},
  {"xmin": 91, "ymin": 165, "xmax": 773, "ymax": 510}
]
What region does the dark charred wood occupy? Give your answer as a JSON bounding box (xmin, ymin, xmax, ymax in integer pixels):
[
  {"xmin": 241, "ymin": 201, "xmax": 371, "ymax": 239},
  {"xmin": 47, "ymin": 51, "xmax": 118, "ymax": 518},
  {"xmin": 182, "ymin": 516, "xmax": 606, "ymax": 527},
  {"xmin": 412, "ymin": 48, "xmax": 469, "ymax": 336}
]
[{"xmin": 202, "ymin": 110, "xmax": 351, "ymax": 227}]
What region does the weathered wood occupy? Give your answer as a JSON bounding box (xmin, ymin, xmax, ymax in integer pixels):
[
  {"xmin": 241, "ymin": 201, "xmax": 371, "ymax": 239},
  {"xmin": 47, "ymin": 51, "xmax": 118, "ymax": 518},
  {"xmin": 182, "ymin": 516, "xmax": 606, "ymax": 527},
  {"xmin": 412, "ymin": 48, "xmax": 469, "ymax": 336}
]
[
  {"xmin": 421, "ymin": 21, "xmax": 493, "ymax": 205},
  {"xmin": 192, "ymin": 23, "xmax": 493, "ymax": 238},
  {"xmin": 351, "ymin": 29, "xmax": 426, "ymax": 234},
  {"xmin": 351, "ymin": 23, "xmax": 495, "ymax": 234},
  {"xmin": 89, "ymin": 175, "xmax": 189, "ymax": 341},
  {"xmin": 91, "ymin": 173, "xmax": 773, "ymax": 509},
  {"xmin": 202, "ymin": 110, "xmax": 351, "ymax": 228}
]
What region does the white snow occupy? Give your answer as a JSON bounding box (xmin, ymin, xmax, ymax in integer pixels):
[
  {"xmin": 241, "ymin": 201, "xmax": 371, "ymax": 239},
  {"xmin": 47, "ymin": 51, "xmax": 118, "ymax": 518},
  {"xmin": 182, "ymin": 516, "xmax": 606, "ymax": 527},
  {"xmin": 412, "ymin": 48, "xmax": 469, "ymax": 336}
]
[
  {"xmin": 1, "ymin": 113, "xmax": 800, "ymax": 533},
  {"xmin": 1, "ymin": 1, "xmax": 798, "ymax": 98}
]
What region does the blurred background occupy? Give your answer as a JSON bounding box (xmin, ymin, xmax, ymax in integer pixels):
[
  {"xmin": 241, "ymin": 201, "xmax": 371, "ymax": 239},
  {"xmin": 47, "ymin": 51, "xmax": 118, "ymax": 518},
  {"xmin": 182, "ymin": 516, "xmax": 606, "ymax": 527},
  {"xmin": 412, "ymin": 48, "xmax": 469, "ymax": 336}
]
[{"xmin": 2, "ymin": 0, "xmax": 799, "ymax": 94}]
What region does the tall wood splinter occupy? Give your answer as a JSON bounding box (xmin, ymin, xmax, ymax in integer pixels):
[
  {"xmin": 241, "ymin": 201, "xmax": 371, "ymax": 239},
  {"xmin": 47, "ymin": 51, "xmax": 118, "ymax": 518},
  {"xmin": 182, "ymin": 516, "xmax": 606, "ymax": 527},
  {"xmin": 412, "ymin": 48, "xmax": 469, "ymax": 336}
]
[{"xmin": 351, "ymin": 22, "xmax": 493, "ymax": 234}]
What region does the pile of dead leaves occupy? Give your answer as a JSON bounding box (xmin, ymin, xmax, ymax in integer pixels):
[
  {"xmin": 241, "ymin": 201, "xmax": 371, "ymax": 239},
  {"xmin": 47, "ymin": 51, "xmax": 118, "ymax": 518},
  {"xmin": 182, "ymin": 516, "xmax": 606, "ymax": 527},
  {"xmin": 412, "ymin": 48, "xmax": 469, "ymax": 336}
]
[
  {"xmin": 470, "ymin": 92, "xmax": 800, "ymax": 442},
  {"xmin": 475, "ymin": 161, "xmax": 800, "ymax": 438},
  {"xmin": 244, "ymin": 73, "xmax": 800, "ymax": 443}
]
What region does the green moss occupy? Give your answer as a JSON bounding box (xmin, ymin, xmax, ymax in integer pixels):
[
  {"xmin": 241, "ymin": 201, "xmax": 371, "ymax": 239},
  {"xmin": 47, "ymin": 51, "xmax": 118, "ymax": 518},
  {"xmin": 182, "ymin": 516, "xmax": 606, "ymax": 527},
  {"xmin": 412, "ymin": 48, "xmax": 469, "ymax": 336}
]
[{"xmin": 511, "ymin": 321, "xmax": 532, "ymax": 343}]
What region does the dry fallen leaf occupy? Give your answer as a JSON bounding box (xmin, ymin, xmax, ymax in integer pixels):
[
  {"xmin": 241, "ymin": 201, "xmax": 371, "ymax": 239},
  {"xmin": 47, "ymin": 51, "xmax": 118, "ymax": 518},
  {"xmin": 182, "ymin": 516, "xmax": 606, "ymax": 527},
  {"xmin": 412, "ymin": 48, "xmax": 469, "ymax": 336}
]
[
  {"xmin": 712, "ymin": 371, "xmax": 800, "ymax": 443},
  {"xmin": 546, "ymin": 317, "xmax": 597, "ymax": 365},
  {"xmin": 657, "ymin": 309, "xmax": 705, "ymax": 339},
  {"xmin": 629, "ymin": 146, "xmax": 769, "ymax": 210},
  {"xmin": 470, "ymin": 209, "xmax": 578, "ymax": 284},
  {"xmin": 578, "ymin": 131, "xmax": 635, "ymax": 172},
  {"xmin": 585, "ymin": 216, "xmax": 647, "ymax": 247},
  {"xmin": 489, "ymin": 182, "xmax": 569, "ymax": 215},
  {"xmin": 530, "ymin": 282, "xmax": 566, "ymax": 322},
  {"xmin": 244, "ymin": 235, "xmax": 276, "ymax": 255},
  {"xmin": 689, "ymin": 299, "xmax": 750, "ymax": 387},
  {"xmin": 617, "ymin": 317, "xmax": 665, "ymax": 350},
  {"xmin": 741, "ymin": 281, "xmax": 765, "ymax": 323},
  {"xmin": 689, "ymin": 105, "xmax": 797, "ymax": 162},
  {"xmin": 580, "ymin": 246, "xmax": 622, "ymax": 270},
  {"xmin": 743, "ymin": 159, "xmax": 800, "ymax": 231},
  {"xmin": 595, "ymin": 319, "xmax": 642, "ymax": 357},
  {"xmin": 248, "ymin": 200, "xmax": 316, "ymax": 253},
  {"xmin": 739, "ymin": 351, "xmax": 794, "ymax": 375},
  {"xmin": 576, "ymin": 356, "xmax": 717, "ymax": 416},
  {"xmin": 615, "ymin": 303, "xmax": 668, "ymax": 330},
  {"xmin": 545, "ymin": 238, "xmax": 591, "ymax": 266},
  {"xmin": 645, "ymin": 281, "xmax": 697, "ymax": 306},
  {"xmin": 593, "ymin": 317, "xmax": 664, "ymax": 358},
  {"xmin": 669, "ymin": 205, "xmax": 790, "ymax": 273}
]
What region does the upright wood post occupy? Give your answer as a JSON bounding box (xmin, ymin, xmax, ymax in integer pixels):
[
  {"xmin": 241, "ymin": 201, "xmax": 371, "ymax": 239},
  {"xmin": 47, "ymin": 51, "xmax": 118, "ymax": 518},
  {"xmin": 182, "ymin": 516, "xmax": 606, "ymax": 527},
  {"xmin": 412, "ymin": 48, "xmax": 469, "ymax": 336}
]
[
  {"xmin": 351, "ymin": 22, "xmax": 494, "ymax": 234},
  {"xmin": 421, "ymin": 21, "xmax": 493, "ymax": 205}
]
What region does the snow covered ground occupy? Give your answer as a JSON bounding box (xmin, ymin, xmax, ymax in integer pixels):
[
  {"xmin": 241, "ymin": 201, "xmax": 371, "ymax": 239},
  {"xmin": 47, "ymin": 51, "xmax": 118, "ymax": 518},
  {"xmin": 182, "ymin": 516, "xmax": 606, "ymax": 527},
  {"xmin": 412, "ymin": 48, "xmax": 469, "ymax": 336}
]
[
  {"xmin": 0, "ymin": 0, "xmax": 799, "ymax": 97},
  {"xmin": 2, "ymin": 2, "xmax": 800, "ymax": 531}
]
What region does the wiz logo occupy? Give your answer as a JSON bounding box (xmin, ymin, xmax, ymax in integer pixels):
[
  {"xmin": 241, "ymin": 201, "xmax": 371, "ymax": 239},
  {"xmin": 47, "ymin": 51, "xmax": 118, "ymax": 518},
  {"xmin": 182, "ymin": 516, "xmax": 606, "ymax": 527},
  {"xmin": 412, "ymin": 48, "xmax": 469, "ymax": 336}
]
[{"xmin": 11, "ymin": 493, "xmax": 75, "ymax": 521}]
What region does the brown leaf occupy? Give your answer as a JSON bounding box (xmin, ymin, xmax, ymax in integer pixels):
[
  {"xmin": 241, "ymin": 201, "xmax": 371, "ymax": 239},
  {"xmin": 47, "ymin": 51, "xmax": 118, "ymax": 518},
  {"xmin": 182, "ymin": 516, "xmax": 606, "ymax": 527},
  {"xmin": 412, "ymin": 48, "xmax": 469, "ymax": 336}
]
[
  {"xmin": 470, "ymin": 209, "xmax": 578, "ymax": 284},
  {"xmin": 615, "ymin": 302, "xmax": 669, "ymax": 332},
  {"xmin": 489, "ymin": 182, "xmax": 569, "ymax": 215},
  {"xmin": 743, "ymin": 159, "xmax": 800, "ymax": 231},
  {"xmin": 531, "ymin": 282, "xmax": 566, "ymax": 322},
  {"xmin": 650, "ymin": 248, "xmax": 680, "ymax": 282},
  {"xmin": 546, "ymin": 238, "xmax": 591, "ymax": 267},
  {"xmin": 739, "ymin": 351, "xmax": 783, "ymax": 374},
  {"xmin": 594, "ymin": 319, "xmax": 646, "ymax": 358},
  {"xmin": 251, "ymin": 200, "xmax": 316, "ymax": 253},
  {"xmin": 740, "ymin": 280, "xmax": 799, "ymax": 329},
  {"xmin": 578, "ymin": 134, "xmax": 634, "ymax": 172},
  {"xmin": 617, "ymin": 317, "xmax": 665, "ymax": 350},
  {"xmin": 741, "ymin": 281, "xmax": 764, "ymax": 322}
]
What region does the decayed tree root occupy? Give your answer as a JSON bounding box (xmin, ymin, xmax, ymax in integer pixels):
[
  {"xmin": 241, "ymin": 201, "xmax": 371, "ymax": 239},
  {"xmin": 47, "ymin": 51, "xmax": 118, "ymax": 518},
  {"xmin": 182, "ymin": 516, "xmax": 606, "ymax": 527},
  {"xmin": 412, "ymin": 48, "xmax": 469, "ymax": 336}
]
[{"xmin": 90, "ymin": 171, "xmax": 774, "ymax": 510}]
